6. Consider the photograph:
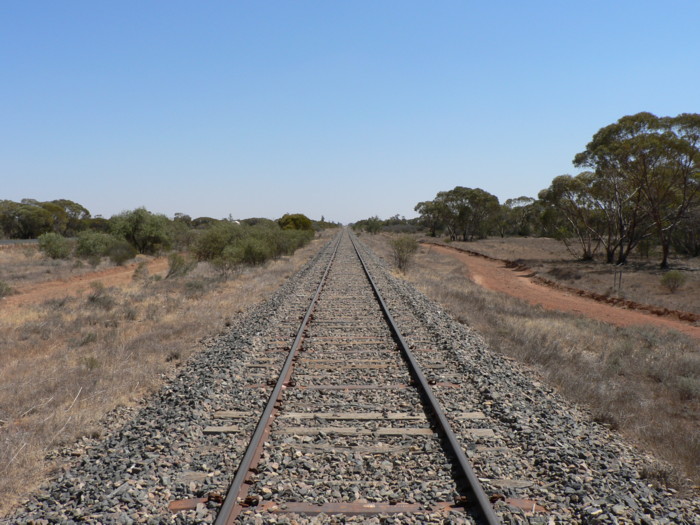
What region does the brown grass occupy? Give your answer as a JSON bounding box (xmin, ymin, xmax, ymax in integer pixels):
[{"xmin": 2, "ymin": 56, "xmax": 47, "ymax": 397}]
[
  {"xmin": 0, "ymin": 244, "xmax": 108, "ymax": 287},
  {"xmin": 362, "ymin": 234, "xmax": 700, "ymax": 490},
  {"xmin": 442, "ymin": 236, "xmax": 700, "ymax": 315},
  {"xmin": 0, "ymin": 232, "xmax": 332, "ymax": 516}
]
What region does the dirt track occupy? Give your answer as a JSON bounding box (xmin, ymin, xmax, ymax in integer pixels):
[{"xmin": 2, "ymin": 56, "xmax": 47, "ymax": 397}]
[
  {"xmin": 2, "ymin": 258, "xmax": 169, "ymax": 308},
  {"xmin": 4, "ymin": 247, "xmax": 699, "ymax": 340},
  {"xmin": 430, "ymin": 244, "xmax": 700, "ymax": 340}
]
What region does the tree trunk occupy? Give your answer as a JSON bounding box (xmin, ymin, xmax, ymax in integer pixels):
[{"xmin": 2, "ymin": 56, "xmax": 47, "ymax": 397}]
[{"xmin": 659, "ymin": 242, "xmax": 670, "ymax": 269}]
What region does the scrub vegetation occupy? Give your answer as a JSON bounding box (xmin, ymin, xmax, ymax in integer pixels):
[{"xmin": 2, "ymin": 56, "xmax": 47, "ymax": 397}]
[{"xmin": 0, "ymin": 206, "xmax": 336, "ymax": 514}]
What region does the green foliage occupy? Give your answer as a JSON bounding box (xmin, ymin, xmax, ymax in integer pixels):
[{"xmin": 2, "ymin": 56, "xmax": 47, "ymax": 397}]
[
  {"xmin": 76, "ymin": 231, "xmax": 117, "ymax": 258},
  {"xmin": 110, "ymin": 207, "xmax": 172, "ymax": 254},
  {"xmin": 193, "ymin": 221, "xmax": 245, "ymax": 261},
  {"xmin": 573, "ymin": 112, "xmax": 700, "ymax": 268},
  {"xmin": 107, "ymin": 240, "xmax": 137, "ymax": 265},
  {"xmin": 195, "ymin": 220, "xmax": 313, "ymax": 271},
  {"xmin": 229, "ymin": 237, "xmax": 273, "ymax": 265},
  {"xmin": 417, "ymin": 187, "xmax": 500, "ymax": 241},
  {"xmin": 390, "ymin": 235, "xmax": 419, "ymax": 273},
  {"xmin": 277, "ymin": 213, "xmax": 313, "ymax": 231},
  {"xmin": 352, "ymin": 216, "xmax": 383, "ymax": 234},
  {"xmin": 538, "ymin": 174, "xmax": 602, "ymax": 261},
  {"xmin": 166, "ymin": 253, "xmax": 197, "ymax": 279},
  {"xmin": 414, "ymin": 201, "xmax": 445, "ymax": 237},
  {"xmin": 82, "ymin": 356, "xmax": 100, "ymax": 371},
  {"xmin": 660, "ymin": 270, "xmax": 687, "ymax": 293},
  {"xmin": 312, "ymin": 216, "xmax": 341, "ymax": 230},
  {"xmin": 211, "ymin": 249, "xmax": 241, "ymax": 278},
  {"xmin": 499, "ymin": 197, "xmax": 538, "ymax": 237},
  {"xmin": 0, "ymin": 198, "xmax": 91, "ymax": 239},
  {"xmin": 1, "ymin": 200, "xmax": 52, "ymax": 238},
  {"xmin": 38, "ymin": 232, "xmax": 72, "ymax": 259},
  {"xmin": 169, "ymin": 219, "xmax": 197, "ymax": 250},
  {"xmin": 352, "ymin": 215, "xmax": 419, "ymax": 235},
  {"xmin": 0, "ymin": 280, "xmax": 15, "ymax": 298}
]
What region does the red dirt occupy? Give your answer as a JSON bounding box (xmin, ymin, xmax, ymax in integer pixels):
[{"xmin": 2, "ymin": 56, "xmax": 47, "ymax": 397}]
[
  {"xmin": 428, "ymin": 243, "xmax": 700, "ymax": 340},
  {"xmin": 2, "ymin": 258, "xmax": 169, "ymax": 308}
]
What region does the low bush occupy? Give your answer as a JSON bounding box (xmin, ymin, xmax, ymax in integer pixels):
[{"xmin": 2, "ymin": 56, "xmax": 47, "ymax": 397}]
[
  {"xmin": 86, "ymin": 282, "xmax": 116, "ymax": 311},
  {"xmin": 107, "ymin": 240, "xmax": 137, "ymax": 265},
  {"xmin": 76, "ymin": 231, "xmax": 117, "ymax": 258},
  {"xmin": 38, "ymin": 233, "xmax": 72, "ymax": 259},
  {"xmin": 0, "ymin": 280, "xmax": 14, "ymax": 298},
  {"xmin": 235, "ymin": 237, "xmax": 273, "ymax": 266},
  {"xmin": 194, "ymin": 222, "xmax": 314, "ymax": 268},
  {"xmin": 165, "ymin": 253, "xmax": 197, "ymax": 279},
  {"xmin": 390, "ymin": 235, "xmax": 419, "ymax": 273},
  {"xmin": 661, "ymin": 270, "xmax": 687, "ymax": 293}
]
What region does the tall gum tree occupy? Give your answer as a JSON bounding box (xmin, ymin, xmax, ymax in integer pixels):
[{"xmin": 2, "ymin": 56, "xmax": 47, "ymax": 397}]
[{"xmin": 574, "ymin": 112, "xmax": 700, "ymax": 268}]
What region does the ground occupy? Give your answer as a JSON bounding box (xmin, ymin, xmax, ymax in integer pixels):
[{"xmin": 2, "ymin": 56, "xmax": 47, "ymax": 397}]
[
  {"xmin": 3, "ymin": 238, "xmax": 698, "ymax": 339},
  {"xmin": 424, "ymin": 240, "xmax": 699, "ymax": 340}
]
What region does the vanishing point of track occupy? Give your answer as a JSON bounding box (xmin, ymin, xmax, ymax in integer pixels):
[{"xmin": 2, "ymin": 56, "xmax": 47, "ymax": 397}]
[{"xmin": 212, "ymin": 230, "xmax": 499, "ymax": 524}]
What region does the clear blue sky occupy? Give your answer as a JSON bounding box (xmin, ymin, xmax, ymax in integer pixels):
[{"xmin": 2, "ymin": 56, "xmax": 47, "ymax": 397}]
[{"xmin": 2, "ymin": 1, "xmax": 699, "ymax": 224}]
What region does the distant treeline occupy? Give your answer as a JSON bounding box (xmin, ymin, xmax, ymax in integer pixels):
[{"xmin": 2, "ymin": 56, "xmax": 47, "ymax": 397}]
[
  {"xmin": 0, "ymin": 199, "xmax": 339, "ymax": 269},
  {"xmin": 354, "ymin": 112, "xmax": 700, "ymax": 268}
]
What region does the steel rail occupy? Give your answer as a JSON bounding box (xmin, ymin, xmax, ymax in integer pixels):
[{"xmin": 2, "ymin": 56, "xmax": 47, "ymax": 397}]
[
  {"xmin": 349, "ymin": 232, "xmax": 501, "ymax": 525},
  {"xmin": 214, "ymin": 232, "xmax": 342, "ymax": 525}
]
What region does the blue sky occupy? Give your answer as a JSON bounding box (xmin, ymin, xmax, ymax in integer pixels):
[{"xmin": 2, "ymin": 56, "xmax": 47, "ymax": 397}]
[{"xmin": 2, "ymin": 1, "xmax": 699, "ymax": 224}]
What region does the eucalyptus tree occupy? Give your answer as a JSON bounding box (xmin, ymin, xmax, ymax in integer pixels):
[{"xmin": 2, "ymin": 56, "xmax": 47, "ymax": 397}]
[
  {"xmin": 538, "ymin": 173, "xmax": 602, "ymax": 260},
  {"xmin": 501, "ymin": 196, "xmax": 537, "ymax": 236},
  {"xmin": 414, "ymin": 200, "xmax": 445, "ymax": 237},
  {"xmin": 430, "ymin": 186, "xmax": 500, "ymax": 241},
  {"xmin": 574, "ymin": 112, "xmax": 700, "ymax": 268},
  {"xmin": 110, "ymin": 207, "xmax": 172, "ymax": 254}
]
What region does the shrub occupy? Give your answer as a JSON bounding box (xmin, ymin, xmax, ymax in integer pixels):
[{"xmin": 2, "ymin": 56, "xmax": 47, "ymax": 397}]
[
  {"xmin": 166, "ymin": 253, "xmax": 197, "ymax": 279},
  {"xmin": 390, "ymin": 235, "xmax": 419, "ymax": 273},
  {"xmin": 87, "ymin": 282, "xmax": 115, "ymax": 311},
  {"xmin": 233, "ymin": 237, "xmax": 273, "ymax": 266},
  {"xmin": 0, "ymin": 280, "xmax": 15, "ymax": 298},
  {"xmin": 661, "ymin": 270, "xmax": 687, "ymax": 293},
  {"xmin": 82, "ymin": 356, "xmax": 100, "ymax": 371},
  {"xmin": 211, "ymin": 249, "xmax": 241, "ymax": 278},
  {"xmin": 38, "ymin": 232, "xmax": 72, "ymax": 259},
  {"xmin": 109, "ymin": 207, "xmax": 172, "ymax": 254},
  {"xmin": 76, "ymin": 231, "xmax": 117, "ymax": 258},
  {"xmin": 193, "ymin": 221, "xmax": 243, "ymax": 261},
  {"xmin": 676, "ymin": 377, "xmax": 700, "ymax": 401},
  {"xmin": 277, "ymin": 213, "xmax": 313, "ymax": 231},
  {"xmin": 107, "ymin": 240, "xmax": 137, "ymax": 265},
  {"xmin": 184, "ymin": 279, "xmax": 207, "ymax": 298}
]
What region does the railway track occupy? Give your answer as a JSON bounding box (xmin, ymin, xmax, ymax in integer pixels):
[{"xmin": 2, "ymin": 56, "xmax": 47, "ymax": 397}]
[
  {"xmin": 10, "ymin": 229, "xmax": 698, "ymax": 524},
  {"xmin": 212, "ymin": 230, "xmax": 499, "ymax": 523}
]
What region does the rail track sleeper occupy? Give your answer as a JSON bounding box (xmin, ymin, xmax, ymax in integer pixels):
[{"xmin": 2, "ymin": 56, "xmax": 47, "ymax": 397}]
[
  {"xmin": 349, "ymin": 232, "xmax": 501, "ymax": 525},
  {"xmin": 213, "ymin": 233, "xmax": 342, "ymax": 524}
]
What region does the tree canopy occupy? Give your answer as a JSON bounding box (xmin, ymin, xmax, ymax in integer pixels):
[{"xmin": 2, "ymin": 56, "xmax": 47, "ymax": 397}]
[{"xmin": 573, "ymin": 112, "xmax": 700, "ymax": 267}]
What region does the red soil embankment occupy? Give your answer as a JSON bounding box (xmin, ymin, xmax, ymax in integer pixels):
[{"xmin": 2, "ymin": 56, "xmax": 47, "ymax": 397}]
[{"xmin": 426, "ymin": 242, "xmax": 700, "ymax": 340}]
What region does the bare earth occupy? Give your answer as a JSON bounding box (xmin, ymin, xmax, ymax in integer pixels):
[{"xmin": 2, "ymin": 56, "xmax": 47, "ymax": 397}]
[
  {"xmin": 3, "ymin": 258, "xmax": 169, "ymax": 308},
  {"xmin": 4, "ymin": 240, "xmax": 698, "ymax": 342},
  {"xmin": 426, "ymin": 243, "xmax": 700, "ymax": 340}
]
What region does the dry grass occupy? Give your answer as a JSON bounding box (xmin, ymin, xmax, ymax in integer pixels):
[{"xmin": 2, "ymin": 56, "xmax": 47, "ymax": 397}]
[
  {"xmin": 0, "ymin": 232, "xmax": 332, "ymax": 516},
  {"xmin": 441, "ymin": 236, "xmax": 700, "ymax": 314},
  {"xmin": 0, "ymin": 244, "xmax": 110, "ymax": 287},
  {"xmin": 362, "ymin": 234, "xmax": 700, "ymax": 490}
]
